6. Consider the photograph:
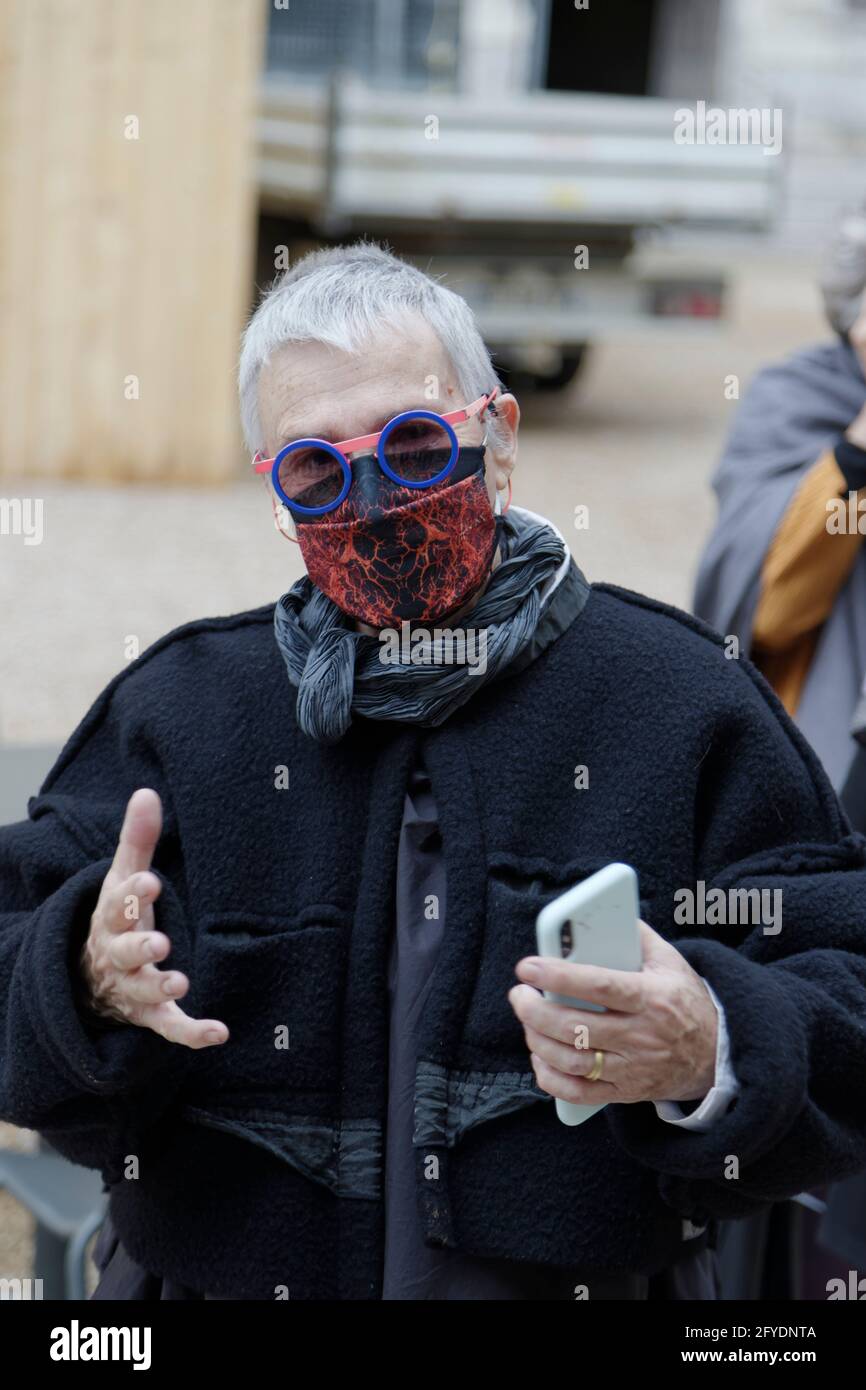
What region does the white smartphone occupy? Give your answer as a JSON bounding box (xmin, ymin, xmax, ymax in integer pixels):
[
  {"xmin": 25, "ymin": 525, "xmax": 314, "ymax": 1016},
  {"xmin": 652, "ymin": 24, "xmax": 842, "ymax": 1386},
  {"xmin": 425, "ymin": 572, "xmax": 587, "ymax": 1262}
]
[{"xmin": 534, "ymin": 863, "xmax": 642, "ymax": 1127}]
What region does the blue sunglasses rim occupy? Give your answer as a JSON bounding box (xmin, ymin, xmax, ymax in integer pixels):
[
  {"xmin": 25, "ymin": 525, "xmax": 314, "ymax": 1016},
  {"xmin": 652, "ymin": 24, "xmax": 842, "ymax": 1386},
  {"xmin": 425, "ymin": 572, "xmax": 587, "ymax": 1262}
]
[{"xmin": 271, "ymin": 409, "xmax": 461, "ymax": 516}]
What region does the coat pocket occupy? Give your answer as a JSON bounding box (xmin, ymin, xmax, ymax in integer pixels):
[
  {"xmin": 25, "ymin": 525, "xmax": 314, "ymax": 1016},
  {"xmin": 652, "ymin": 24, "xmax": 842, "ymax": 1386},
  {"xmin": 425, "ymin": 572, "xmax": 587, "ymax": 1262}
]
[
  {"xmin": 462, "ymin": 856, "xmax": 655, "ymax": 1055},
  {"xmin": 191, "ymin": 911, "xmax": 349, "ymax": 1096}
]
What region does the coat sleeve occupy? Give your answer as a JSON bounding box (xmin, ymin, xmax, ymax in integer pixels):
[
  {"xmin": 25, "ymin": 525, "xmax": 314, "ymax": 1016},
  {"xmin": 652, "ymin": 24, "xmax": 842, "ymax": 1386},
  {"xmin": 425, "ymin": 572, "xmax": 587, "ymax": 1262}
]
[
  {"xmin": 604, "ymin": 648, "xmax": 866, "ymax": 1227},
  {"xmin": 691, "ymin": 355, "xmax": 841, "ymax": 645},
  {"xmin": 0, "ymin": 669, "xmax": 197, "ymax": 1175}
]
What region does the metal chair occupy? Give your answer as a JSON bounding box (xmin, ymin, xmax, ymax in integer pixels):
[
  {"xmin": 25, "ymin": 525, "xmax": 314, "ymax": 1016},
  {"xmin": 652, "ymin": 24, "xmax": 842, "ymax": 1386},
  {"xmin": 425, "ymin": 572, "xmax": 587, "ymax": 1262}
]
[
  {"xmin": 0, "ymin": 1144, "xmax": 106, "ymax": 1300},
  {"xmin": 1, "ymin": 745, "xmax": 109, "ymax": 1299}
]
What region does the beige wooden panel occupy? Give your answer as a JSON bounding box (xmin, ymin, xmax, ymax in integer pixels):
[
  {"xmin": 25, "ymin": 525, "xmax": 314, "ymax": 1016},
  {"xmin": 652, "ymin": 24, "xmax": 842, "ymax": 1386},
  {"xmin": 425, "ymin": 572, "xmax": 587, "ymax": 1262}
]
[{"xmin": 0, "ymin": 0, "xmax": 265, "ymax": 483}]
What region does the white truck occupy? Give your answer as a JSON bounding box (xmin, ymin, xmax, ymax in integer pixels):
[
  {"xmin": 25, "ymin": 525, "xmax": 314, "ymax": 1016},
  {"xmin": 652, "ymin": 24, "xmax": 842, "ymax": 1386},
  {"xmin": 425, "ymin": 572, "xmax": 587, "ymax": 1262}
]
[{"xmin": 255, "ymin": 0, "xmax": 780, "ymax": 390}]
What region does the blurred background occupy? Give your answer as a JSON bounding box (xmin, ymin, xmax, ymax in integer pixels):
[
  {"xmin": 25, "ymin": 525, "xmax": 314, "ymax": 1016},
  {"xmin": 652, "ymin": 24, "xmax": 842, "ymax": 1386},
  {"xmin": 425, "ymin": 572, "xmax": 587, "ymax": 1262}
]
[{"xmin": 2, "ymin": 0, "xmax": 866, "ymax": 1295}]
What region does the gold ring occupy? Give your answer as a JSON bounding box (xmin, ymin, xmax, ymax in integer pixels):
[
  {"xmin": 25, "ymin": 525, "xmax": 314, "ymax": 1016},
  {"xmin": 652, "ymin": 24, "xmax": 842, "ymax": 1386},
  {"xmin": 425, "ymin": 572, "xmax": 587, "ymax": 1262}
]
[{"xmin": 587, "ymin": 1050, "xmax": 604, "ymax": 1082}]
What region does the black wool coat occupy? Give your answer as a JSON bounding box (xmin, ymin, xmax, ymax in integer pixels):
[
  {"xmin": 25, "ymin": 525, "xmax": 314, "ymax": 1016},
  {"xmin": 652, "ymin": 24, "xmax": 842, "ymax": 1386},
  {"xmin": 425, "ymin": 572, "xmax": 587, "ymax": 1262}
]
[{"xmin": 2, "ymin": 582, "xmax": 866, "ymax": 1299}]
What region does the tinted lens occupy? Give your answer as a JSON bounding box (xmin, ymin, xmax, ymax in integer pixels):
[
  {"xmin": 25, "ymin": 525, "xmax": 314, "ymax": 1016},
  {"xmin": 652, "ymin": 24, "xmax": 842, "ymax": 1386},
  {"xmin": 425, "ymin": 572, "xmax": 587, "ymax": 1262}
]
[
  {"xmin": 277, "ymin": 446, "xmax": 344, "ymax": 509},
  {"xmin": 382, "ymin": 416, "xmax": 454, "ymax": 483}
]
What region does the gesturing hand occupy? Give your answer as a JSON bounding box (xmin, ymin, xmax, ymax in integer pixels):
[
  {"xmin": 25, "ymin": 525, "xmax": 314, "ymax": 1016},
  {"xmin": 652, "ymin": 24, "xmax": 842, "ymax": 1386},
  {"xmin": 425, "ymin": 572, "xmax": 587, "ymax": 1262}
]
[
  {"xmin": 508, "ymin": 920, "xmax": 717, "ymax": 1108},
  {"xmin": 79, "ymin": 787, "xmax": 229, "ymax": 1049}
]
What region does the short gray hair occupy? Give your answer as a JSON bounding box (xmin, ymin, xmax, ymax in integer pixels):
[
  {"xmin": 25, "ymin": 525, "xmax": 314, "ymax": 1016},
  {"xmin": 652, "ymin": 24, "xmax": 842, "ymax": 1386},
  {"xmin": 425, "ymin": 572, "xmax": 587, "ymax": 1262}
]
[
  {"xmin": 238, "ymin": 239, "xmax": 502, "ymax": 454},
  {"xmin": 820, "ymin": 202, "xmax": 866, "ymax": 337}
]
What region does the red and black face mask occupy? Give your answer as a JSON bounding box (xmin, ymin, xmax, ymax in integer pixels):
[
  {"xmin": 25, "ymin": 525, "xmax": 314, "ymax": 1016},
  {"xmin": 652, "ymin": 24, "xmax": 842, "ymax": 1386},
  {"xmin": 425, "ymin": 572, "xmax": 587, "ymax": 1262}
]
[{"xmin": 294, "ymin": 447, "xmax": 499, "ymax": 628}]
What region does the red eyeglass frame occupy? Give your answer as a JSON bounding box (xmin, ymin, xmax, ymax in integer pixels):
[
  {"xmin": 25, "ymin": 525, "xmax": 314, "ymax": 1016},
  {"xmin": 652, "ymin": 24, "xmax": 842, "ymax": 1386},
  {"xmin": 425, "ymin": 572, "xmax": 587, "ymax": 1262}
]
[{"xmin": 252, "ymin": 386, "xmax": 499, "ymax": 473}]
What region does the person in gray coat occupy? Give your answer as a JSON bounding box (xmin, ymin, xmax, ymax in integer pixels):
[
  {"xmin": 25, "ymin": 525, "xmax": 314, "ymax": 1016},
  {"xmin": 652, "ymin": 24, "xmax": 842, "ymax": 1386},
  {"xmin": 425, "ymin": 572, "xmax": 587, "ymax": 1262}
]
[{"xmin": 694, "ymin": 200, "xmax": 866, "ymax": 1296}]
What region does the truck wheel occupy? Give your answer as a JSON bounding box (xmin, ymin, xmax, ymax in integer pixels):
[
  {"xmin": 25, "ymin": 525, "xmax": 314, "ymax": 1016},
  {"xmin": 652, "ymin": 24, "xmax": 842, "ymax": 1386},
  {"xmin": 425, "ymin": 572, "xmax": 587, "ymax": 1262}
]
[{"xmin": 494, "ymin": 347, "xmax": 588, "ymax": 395}]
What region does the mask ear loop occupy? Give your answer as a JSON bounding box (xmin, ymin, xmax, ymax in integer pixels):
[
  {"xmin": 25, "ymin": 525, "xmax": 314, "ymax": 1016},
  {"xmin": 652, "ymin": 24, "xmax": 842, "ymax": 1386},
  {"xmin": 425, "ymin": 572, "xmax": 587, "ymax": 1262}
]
[
  {"xmin": 493, "ymin": 481, "xmax": 512, "ymax": 516},
  {"xmin": 270, "ymin": 492, "xmax": 300, "ymax": 545}
]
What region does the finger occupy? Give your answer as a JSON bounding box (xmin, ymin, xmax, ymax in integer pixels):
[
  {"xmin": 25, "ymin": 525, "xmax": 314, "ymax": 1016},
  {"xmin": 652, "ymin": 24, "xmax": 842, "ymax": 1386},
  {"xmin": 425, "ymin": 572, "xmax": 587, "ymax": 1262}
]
[
  {"xmin": 98, "ymin": 872, "xmax": 162, "ymax": 935},
  {"xmin": 110, "ymin": 789, "xmax": 163, "ymax": 882},
  {"xmin": 635, "ymin": 918, "xmax": 676, "ymax": 964},
  {"xmin": 107, "ymin": 929, "xmax": 171, "ymax": 972},
  {"xmin": 515, "ymin": 956, "xmax": 644, "ymax": 1013},
  {"xmin": 136, "ymin": 1001, "xmax": 229, "ymax": 1049},
  {"xmin": 509, "ymin": 983, "xmax": 626, "ymax": 1048},
  {"xmin": 118, "ymin": 965, "xmax": 190, "ymax": 1007},
  {"xmin": 523, "ymin": 1022, "xmax": 625, "ymax": 1081},
  {"xmin": 530, "ymin": 1052, "xmax": 619, "ymax": 1106}
]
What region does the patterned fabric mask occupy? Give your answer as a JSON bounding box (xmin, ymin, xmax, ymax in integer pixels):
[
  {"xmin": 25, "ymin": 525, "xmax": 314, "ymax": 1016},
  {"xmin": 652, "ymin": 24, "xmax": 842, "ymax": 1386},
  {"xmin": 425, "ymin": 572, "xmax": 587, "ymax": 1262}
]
[{"xmin": 294, "ymin": 447, "xmax": 497, "ymax": 627}]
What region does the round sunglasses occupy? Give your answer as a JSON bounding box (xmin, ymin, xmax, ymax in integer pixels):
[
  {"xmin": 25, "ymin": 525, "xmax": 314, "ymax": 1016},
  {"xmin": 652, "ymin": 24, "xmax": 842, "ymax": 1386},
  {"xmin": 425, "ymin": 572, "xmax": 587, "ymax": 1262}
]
[{"xmin": 252, "ymin": 386, "xmax": 500, "ymax": 516}]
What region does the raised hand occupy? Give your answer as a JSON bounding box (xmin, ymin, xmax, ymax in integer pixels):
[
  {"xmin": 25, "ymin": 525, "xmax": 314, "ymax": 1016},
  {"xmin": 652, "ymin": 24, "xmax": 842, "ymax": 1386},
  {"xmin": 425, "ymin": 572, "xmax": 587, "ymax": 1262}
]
[{"xmin": 79, "ymin": 788, "xmax": 229, "ymax": 1049}]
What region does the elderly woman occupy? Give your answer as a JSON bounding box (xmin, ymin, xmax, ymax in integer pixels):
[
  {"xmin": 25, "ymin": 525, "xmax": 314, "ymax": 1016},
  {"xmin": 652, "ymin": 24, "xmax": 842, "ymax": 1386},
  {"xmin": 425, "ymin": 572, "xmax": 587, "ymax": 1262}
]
[{"xmin": 2, "ymin": 242, "xmax": 866, "ymax": 1302}]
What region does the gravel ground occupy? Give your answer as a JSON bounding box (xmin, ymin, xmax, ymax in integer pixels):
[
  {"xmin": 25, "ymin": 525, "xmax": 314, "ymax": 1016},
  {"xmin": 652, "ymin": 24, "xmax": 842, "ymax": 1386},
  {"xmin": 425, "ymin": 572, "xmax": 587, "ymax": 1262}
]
[{"xmin": 0, "ymin": 251, "xmax": 828, "ymax": 1289}]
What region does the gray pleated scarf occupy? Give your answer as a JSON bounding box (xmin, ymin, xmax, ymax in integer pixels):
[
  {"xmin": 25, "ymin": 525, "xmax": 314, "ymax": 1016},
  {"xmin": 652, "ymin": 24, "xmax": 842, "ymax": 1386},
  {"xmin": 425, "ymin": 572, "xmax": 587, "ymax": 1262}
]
[{"xmin": 273, "ymin": 506, "xmax": 589, "ymax": 744}]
